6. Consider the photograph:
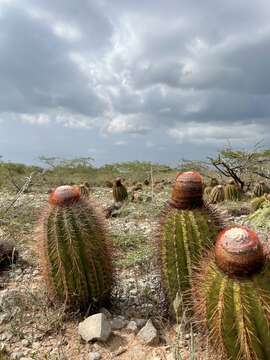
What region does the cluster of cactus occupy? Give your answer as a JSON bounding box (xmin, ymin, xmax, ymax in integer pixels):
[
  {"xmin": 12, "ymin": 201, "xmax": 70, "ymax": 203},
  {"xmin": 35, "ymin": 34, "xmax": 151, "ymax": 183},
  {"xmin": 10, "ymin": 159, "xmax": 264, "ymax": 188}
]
[
  {"xmin": 224, "ymin": 179, "xmax": 241, "ymax": 201},
  {"xmin": 209, "ymin": 184, "xmax": 225, "ymax": 203},
  {"xmin": 38, "ymin": 185, "xmax": 113, "ymax": 310},
  {"xmin": 157, "ymin": 172, "xmax": 223, "ymax": 315},
  {"xmin": 253, "ymin": 181, "xmax": 269, "ymax": 197},
  {"xmin": 194, "ymin": 226, "xmax": 270, "ymax": 359},
  {"xmin": 112, "ymin": 178, "xmax": 128, "ymax": 202}
]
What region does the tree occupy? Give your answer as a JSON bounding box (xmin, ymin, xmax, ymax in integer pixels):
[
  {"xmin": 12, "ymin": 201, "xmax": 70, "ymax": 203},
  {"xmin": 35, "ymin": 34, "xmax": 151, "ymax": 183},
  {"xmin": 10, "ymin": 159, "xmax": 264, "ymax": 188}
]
[{"xmin": 208, "ymin": 143, "xmax": 270, "ymax": 190}]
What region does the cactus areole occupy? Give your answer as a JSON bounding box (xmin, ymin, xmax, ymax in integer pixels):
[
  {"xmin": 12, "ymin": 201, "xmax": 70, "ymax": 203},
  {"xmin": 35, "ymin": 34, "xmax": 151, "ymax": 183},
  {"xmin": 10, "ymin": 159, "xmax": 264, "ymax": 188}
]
[
  {"xmin": 170, "ymin": 171, "xmax": 203, "ymax": 209},
  {"xmin": 215, "ymin": 226, "xmax": 264, "ymax": 277},
  {"xmin": 49, "ymin": 185, "xmax": 81, "ymax": 207}
]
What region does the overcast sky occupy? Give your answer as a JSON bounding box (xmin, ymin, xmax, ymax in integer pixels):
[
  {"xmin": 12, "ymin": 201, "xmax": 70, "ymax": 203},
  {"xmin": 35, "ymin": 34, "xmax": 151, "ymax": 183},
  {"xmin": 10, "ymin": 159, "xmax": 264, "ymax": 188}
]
[{"xmin": 0, "ymin": 0, "xmax": 269, "ymax": 166}]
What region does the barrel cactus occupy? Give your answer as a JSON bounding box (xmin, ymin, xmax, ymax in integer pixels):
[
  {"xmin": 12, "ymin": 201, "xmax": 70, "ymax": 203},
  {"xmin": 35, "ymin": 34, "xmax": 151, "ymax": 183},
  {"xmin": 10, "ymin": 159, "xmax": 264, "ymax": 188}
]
[
  {"xmin": 209, "ymin": 184, "xmax": 225, "ymax": 204},
  {"xmin": 253, "ymin": 181, "xmax": 269, "ymax": 197},
  {"xmin": 251, "ymin": 195, "xmax": 268, "ymax": 211},
  {"xmin": 37, "ymin": 185, "xmax": 113, "ymax": 310},
  {"xmin": 157, "ymin": 172, "xmax": 223, "ymax": 315},
  {"xmin": 194, "ymin": 226, "xmax": 270, "ymax": 360},
  {"xmin": 224, "ymin": 179, "xmax": 241, "ymax": 201},
  {"xmin": 79, "ymin": 183, "xmax": 90, "ymax": 198},
  {"xmin": 203, "ymin": 185, "xmax": 213, "ymax": 198},
  {"xmin": 112, "ymin": 178, "xmax": 128, "ymax": 202}
]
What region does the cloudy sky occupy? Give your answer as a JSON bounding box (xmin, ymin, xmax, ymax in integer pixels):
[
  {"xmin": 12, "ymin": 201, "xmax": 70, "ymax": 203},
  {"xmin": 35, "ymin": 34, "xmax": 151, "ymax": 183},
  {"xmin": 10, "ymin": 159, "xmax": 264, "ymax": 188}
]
[{"xmin": 0, "ymin": 0, "xmax": 269, "ymax": 166}]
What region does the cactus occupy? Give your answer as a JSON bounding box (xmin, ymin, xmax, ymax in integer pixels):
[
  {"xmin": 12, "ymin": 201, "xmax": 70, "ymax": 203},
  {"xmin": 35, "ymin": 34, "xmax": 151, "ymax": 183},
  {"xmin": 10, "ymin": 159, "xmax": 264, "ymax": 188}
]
[
  {"xmin": 253, "ymin": 181, "xmax": 269, "ymax": 197},
  {"xmin": 251, "ymin": 195, "xmax": 268, "ymax": 211},
  {"xmin": 79, "ymin": 183, "xmax": 90, "ymax": 198},
  {"xmin": 38, "ymin": 185, "xmax": 113, "ymax": 310},
  {"xmin": 194, "ymin": 226, "xmax": 270, "ymax": 360},
  {"xmin": 203, "ymin": 186, "xmax": 212, "ymax": 198},
  {"xmin": 113, "ymin": 178, "xmax": 128, "ymax": 202},
  {"xmin": 158, "ymin": 172, "xmax": 223, "ymax": 315},
  {"xmin": 210, "ymin": 178, "xmax": 219, "ymax": 187},
  {"xmin": 248, "ymin": 200, "xmax": 270, "ymax": 230},
  {"xmin": 209, "ymin": 185, "xmax": 225, "ymax": 203},
  {"xmin": 224, "ymin": 180, "xmax": 241, "ymax": 201}
]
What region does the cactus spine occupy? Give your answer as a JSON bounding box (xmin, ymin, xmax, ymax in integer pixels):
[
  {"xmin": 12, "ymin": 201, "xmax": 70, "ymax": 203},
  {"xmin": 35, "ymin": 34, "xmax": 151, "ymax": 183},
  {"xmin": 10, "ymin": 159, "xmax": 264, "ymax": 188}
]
[
  {"xmin": 39, "ymin": 185, "xmax": 113, "ymax": 309},
  {"xmin": 209, "ymin": 184, "xmax": 225, "ymax": 203},
  {"xmin": 224, "ymin": 180, "xmax": 241, "ymax": 201},
  {"xmin": 113, "ymin": 178, "xmax": 128, "ymax": 202},
  {"xmin": 253, "ymin": 181, "xmax": 269, "ymax": 197},
  {"xmin": 158, "ymin": 172, "xmax": 222, "ymax": 314},
  {"xmin": 194, "ymin": 226, "xmax": 270, "ymax": 360}
]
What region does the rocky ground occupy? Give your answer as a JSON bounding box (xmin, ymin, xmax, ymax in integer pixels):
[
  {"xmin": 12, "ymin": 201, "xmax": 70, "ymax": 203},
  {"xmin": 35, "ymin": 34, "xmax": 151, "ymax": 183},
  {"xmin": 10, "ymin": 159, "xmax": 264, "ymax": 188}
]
[{"xmin": 0, "ymin": 186, "xmax": 259, "ymax": 360}]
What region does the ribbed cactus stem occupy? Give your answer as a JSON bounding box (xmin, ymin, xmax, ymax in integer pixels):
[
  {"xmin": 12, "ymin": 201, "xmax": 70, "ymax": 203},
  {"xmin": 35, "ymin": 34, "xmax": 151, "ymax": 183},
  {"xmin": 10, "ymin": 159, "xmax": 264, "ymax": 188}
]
[
  {"xmin": 40, "ymin": 185, "xmax": 113, "ymax": 309},
  {"xmin": 209, "ymin": 185, "xmax": 225, "ymax": 204},
  {"xmin": 113, "ymin": 178, "xmax": 128, "ymax": 202},
  {"xmin": 195, "ymin": 226, "xmax": 270, "ymax": 360},
  {"xmin": 253, "ymin": 181, "xmax": 269, "ymax": 197}
]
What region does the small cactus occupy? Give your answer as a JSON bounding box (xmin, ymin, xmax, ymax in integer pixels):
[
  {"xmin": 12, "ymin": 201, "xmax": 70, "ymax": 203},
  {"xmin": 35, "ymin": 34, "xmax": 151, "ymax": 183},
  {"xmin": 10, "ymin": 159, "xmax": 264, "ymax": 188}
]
[
  {"xmin": 203, "ymin": 185, "xmax": 212, "ymax": 198},
  {"xmin": 158, "ymin": 172, "xmax": 223, "ymax": 315},
  {"xmin": 194, "ymin": 226, "xmax": 270, "ymax": 360},
  {"xmin": 79, "ymin": 183, "xmax": 90, "ymax": 198},
  {"xmin": 37, "ymin": 185, "xmax": 113, "ymax": 310},
  {"xmin": 113, "ymin": 178, "xmax": 128, "ymax": 202},
  {"xmin": 209, "ymin": 184, "xmax": 225, "ymax": 203},
  {"xmin": 224, "ymin": 180, "xmax": 241, "ymax": 201},
  {"xmin": 253, "ymin": 181, "xmax": 269, "ymax": 197},
  {"xmin": 251, "ymin": 195, "xmax": 268, "ymax": 211}
]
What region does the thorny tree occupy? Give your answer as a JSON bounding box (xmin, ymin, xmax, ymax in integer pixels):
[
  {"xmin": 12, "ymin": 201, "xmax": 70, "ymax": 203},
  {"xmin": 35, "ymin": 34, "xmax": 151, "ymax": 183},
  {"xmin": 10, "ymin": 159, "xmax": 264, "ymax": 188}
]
[{"xmin": 208, "ymin": 143, "xmax": 270, "ymax": 190}]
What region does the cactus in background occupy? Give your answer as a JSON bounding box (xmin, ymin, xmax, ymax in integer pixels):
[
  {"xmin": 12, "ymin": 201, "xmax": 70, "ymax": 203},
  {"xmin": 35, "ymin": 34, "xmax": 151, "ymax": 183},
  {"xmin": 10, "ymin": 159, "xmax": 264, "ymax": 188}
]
[
  {"xmin": 194, "ymin": 226, "xmax": 270, "ymax": 360},
  {"xmin": 224, "ymin": 179, "xmax": 241, "ymax": 201},
  {"xmin": 210, "ymin": 178, "xmax": 219, "ymax": 187},
  {"xmin": 158, "ymin": 172, "xmax": 223, "ymax": 314},
  {"xmin": 251, "ymin": 195, "xmax": 268, "ymax": 211},
  {"xmin": 79, "ymin": 183, "xmax": 90, "ymax": 198},
  {"xmin": 38, "ymin": 185, "xmax": 113, "ymax": 310},
  {"xmin": 203, "ymin": 185, "xmax": 212, "ymax": 198},
  {"xmin": 113, "ymin": 178, "xmax": 128, "ymax": 202},
  {"xmin": 253, "ymin": 181, "xmax": 269, "ymax": 197},
  {"xmin": 248, "ymin": 199, "xmax": 270, "ymax": 230},
  {"xmin": 209, "ymin": 184, "xmax": 225, "ymax": 203}
]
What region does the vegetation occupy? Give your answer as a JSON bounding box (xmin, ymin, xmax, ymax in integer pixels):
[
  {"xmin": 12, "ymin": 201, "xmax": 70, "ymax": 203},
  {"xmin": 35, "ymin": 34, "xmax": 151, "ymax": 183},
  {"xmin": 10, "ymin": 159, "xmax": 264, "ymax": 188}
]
[{"xmin": 37, "ymin": 185, "xmax": 113, "ymax": 310}]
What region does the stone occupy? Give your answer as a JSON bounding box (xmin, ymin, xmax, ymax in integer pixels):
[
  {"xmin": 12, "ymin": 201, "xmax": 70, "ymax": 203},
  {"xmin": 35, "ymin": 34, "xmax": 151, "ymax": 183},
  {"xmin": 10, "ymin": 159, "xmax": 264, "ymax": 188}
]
[
  {"xmin": 111, "ymin": 316, "xmax": 127, "ymax": 330},
  {"xmin": 78, "ymin": 313, "xmax": 111, "ymax": 342},
  {"xmin": 11, "ymin": 352, "xmax": 25, "ymax": 359},
  {"xmin": 88, "ymin": 352, "xmax": 101, "ymax": 360},
  {"xmin": 126, "ymin": 321, "xmax": 138, "ymax": 333},
  {"xmin": 134, "ymin": 318, "xmax": 147, "ymax": 329},
  {"xmin": 137, "ymin": 319, "xmax": 159, "ymax": 346}
]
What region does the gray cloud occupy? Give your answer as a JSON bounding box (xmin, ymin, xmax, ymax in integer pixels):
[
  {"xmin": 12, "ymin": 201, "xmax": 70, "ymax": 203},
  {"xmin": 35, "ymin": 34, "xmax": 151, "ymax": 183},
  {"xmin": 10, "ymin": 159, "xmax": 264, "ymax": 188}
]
[{"xmin": 0, "ymin": 0, "xmax": 270, "ymax": 164}]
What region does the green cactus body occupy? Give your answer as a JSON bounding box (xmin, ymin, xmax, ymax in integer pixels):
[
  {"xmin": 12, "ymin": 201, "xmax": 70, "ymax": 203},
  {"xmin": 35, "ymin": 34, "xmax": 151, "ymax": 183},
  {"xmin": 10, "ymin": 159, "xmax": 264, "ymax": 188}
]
[
  {"xmin": 197, "ymin": 260, "xmax": 270, "ymax": 360},
  {"xmin": 159, "ymin": 207, "xmax": 220, "ymax": 313},
  {"xmin": 224, "ymin": 184, "xmax": 241, "ymax": 201},
  {"xmin": 79, "ymin": 184, "xmax": 90, "ymax": 198},
  {"xmin": 253, "ymin": 182, "xmax": 269, "ymax": 197},
  {"xmin": 251, "ymin": 196, "xmax": 268, "ymax": 211},
  {"xmin": 203, "ymin": 186, "xmax": 212, "ymax": 198},
  {"xmin": 209, "ymin": 185, "xmax": 225, "ymax": 203},
  {"xmin": 40, "ymin": 186, "xmax": 113, "ymax": 309},
  {"xmin": 248, "ymin": 203, "xmax": 270, "ymax": 230},
  {"xmin": 113, "ymin": 179, "xmax": 128, "ymax": 202}
]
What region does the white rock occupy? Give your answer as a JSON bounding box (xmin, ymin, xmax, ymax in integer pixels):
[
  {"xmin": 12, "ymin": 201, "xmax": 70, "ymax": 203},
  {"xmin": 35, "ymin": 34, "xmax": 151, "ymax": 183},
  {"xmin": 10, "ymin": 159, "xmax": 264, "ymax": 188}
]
[
  {"xmin": 137, "ymin": 319, "xmax": 159, "ymax": 346},
  {"xmin": 78, "ymin": 313, "xmax": 111, "ymax": 342},
  {"xmin": 111, "ymin": 316, "xmax": 127, "ymax": 330},
  {"xmin": 126, "ymin": 321, "xmax": 138, "ymax": 333},
  {"xmin": 88, "ymin": 352, "xmax": 101, "ymax": 360}
]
